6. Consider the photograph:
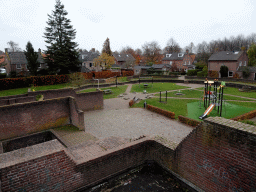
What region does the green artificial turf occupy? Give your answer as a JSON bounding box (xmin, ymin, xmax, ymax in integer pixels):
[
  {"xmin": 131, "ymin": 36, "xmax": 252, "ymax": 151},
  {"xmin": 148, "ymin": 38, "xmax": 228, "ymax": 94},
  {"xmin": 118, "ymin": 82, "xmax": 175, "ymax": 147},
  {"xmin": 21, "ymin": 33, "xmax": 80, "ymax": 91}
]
[
  {"xmin": 79, "ymin": 85, "xmax": 128, "ymax": 99},
  {"xmin": 132, "ymin": 98, "xmax": 198, "ymax": 119},
  {"xmin": 187, "ymin": 101, "xmax": 255, "ymax": 121},
  {"xmin": 130, "ymin": 83, "xmax": 189, "ymax": 93}
]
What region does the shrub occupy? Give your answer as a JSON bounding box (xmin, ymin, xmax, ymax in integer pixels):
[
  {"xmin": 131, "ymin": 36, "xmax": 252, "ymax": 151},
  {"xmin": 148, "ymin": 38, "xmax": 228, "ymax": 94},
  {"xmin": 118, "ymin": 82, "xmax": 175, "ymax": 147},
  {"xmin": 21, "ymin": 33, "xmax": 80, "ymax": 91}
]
[
  {"xmin": 220, "ymin": 65, "xmax": 228, "ymax": 77},
  {"xmin": 178, "ymin": 115, "xmax": 201, "ymax": 127},
  {"xmin": 129, "ymin": 99, "xmax": 134, "ymax": 107},
  {"xmin": 242, "ymin": 67, "xmax": 250, "ymax": 79},
  {"xmin": 208, "ymin": 70, "xmax": 218, "ymax": 78},
  {"xmin": 233, "ymin": 72, "xmax": 240, "ymax": 79},
  {"xmin": 9, "ymin": 71, "xmax": 17, "ymax": 78},
  {"xmin": 37, "ymin": 68, "xmax": 50, "ymax": 76},
  {"xmin": 69, "ymin": 72, "xmax": 86, "ymax": 88},
  {"xmin": 231, "ymin": 110, "xmax": 256, "ymax": 121},
  {"xmin": 0, "ymin": 73, "xmax": 7, "ymax": 79},
  {"xmin": 187, "ymin": 69, "xmax": 197, "ymax": 76},
  {"xmin": 146, "ymin": 104, "xmax": 175, "ymax": 119}
]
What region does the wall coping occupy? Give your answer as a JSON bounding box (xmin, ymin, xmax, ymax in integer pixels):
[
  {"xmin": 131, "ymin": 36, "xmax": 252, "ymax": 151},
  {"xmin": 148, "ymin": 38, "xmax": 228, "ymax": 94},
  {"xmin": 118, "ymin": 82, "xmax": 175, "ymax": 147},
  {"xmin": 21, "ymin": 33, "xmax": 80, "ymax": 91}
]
[
  {"xmin": 0, "ymin": 139, "xmax": 64, "ymax": 169},
  {"xmin": 205, "ymin": 116, "xmax": 256, "ymax": 135}
]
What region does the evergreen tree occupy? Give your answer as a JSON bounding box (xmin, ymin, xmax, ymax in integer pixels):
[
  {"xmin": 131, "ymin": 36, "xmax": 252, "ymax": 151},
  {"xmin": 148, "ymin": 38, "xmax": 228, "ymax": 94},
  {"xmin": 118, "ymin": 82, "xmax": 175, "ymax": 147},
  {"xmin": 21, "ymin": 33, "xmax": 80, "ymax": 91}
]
[
  {"xmin": 24, "ymin": 41, "xmax": 40, "ymax": 76},
  {"xmin": 43, "ymin": 0, "xmax": 80, "ymax": 75},
  {"xmin": 247, "ymin": 43, "xmax": 256, "ymax": 66},
  {"xmin": 102, "ymin": 37, "xmax": 112, "ymax": 56}
]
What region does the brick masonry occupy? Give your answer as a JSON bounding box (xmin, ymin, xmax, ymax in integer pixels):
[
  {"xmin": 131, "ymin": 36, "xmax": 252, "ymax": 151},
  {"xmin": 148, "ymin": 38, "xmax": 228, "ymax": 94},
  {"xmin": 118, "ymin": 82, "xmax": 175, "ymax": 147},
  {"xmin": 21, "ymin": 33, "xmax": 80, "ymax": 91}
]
[
  {"xmin": 0, "ymin": 115, "xmax": 256, "ymax": 191},
  {"xmin": 0, "ymin": 96, "xmax": 85, "ymax": 141}
]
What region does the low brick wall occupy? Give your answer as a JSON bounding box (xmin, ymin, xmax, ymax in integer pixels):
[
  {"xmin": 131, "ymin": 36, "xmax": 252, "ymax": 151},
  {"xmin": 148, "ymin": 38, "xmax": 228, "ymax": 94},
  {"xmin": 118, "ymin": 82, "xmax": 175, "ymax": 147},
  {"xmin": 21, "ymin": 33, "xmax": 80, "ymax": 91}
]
[
  {"xmin": 1, "ymin": 117, "xmax": 256, "ymax": 191},
  {"xmin": 178, "ymin": 115, "xmax": 201, "ymax": 127},
  {"xmin": 0, "ymin": 96, "xmax": 84, "ymax": 141},
  {"xmin": 146, "ymin": 104, "xmax": 175, "ymax": 119},
  {"xmin": 76, "ymin": 91, "xmax": 103, "ymax": 111}
]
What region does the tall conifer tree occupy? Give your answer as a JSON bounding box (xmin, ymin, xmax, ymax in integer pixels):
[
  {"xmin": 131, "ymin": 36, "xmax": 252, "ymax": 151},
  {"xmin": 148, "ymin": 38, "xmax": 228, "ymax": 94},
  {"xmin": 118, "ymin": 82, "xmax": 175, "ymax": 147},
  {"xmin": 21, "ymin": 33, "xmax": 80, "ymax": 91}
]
[
  {"xmin": 102, "ymin": 37, "xmax": 112, "ymax": 56},
  {"xmin": 43, "ymin": 0, "xmax": 80, "ymax": 74},
  {"xmin": 24, "ymin": 41, "xmax": 40, "ymax": 76}
]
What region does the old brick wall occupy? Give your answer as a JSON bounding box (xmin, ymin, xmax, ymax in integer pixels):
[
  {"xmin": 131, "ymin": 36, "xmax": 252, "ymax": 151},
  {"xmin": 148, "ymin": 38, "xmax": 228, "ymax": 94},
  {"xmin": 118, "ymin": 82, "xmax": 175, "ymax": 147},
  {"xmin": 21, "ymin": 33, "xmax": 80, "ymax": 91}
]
[
  {"xmin": 175, "ymin": 117, "xmax": 256, "ymax": 192},
  {"xmin": 0, "ymin": 97, "xmax": 85, "ymax": 141},
  {"xmin": 28, "ymin": 88, "xmax": 76, "ymax": 100},
  {"xmin": 76, "ymin": 91, "xmax": 103, "ymax": 111},
  {"xmin": 69, "ymin": 97, "xmax": 85, "ymax": 130},
  {"xmin": 0, "ymin": 140, "xmax": 84, "ymax": 192}
]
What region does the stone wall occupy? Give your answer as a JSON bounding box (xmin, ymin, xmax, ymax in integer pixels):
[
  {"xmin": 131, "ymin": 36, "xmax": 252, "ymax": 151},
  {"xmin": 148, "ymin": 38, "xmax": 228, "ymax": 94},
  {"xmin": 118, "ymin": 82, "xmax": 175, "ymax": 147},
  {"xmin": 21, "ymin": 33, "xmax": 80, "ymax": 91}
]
[{"xmin": 0, "ymin": 96, "xmax": 84, "ymax": 141}]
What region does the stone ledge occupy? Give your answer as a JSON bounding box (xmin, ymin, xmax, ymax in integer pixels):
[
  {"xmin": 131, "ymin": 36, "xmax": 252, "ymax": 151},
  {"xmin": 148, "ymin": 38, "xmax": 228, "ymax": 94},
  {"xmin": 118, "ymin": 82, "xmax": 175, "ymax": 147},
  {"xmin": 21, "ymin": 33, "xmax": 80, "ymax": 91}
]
[
  {"xmin": 205, "ymin": 117, "xmax": 256, "ymax": 135},
  {"xmin": 0, "ymin": 139, "xmax": 64, "ymax": 169}
]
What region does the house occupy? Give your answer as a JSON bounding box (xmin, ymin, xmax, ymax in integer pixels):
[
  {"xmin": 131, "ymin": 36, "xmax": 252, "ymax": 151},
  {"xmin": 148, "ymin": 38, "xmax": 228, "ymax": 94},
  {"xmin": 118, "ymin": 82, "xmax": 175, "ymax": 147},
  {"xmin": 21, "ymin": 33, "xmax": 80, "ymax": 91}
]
[
  {"xmin": 236, "ymin": 66, "xmax": 256, "ymax": 80},
  {"xmin": 162, "ymin": 52, "xmax": 185, "ymax": 71},
  {"xmin": 4, "ymin": 48, "xmax": 46, "ymax": 76},
  {"xmin": 112, "ymin": 53, "xmax": 136, "ymax": 69},
  {"xmin": 182, "ymin": 51, "xmax": 197, "ymax": 72},
  {"xmin": 208, "ymin": 51, "xmax": 248, "ymax": 78},
  {"xmin": 79, "ymin": 50, "xmax": 100, "ymax": 72},
  {"xmin": 133, "ymin": 65, "xmax": 151, "ymax": 76}
]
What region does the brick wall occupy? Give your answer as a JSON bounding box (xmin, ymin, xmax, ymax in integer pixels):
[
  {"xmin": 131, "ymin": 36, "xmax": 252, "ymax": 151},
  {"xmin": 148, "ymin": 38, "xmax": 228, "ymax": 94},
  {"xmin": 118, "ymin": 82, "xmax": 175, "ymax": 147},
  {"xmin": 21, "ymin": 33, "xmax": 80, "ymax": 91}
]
[
  {"xmin": 174, "ymin": 117, "xmax": 256, "ymax": 192},
  {"xmin": 0, "ymin": 88, "xmax": 104, "ymax": 111},
  {"xmin": 0, "ymin": 140, "xmax": 84, "ymax": 192},
  {"xmin": 0, "ymin": 96, "xmax": 85, "ymax": 141}
]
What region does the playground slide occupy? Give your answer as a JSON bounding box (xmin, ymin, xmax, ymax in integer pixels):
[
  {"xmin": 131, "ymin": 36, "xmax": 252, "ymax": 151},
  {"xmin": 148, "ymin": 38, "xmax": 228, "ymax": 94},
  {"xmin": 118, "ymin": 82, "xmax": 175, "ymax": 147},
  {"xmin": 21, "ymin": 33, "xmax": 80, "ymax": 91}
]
[{"xmin": 199, "ymin": 104, "xmax": 215, "ymax": 120}]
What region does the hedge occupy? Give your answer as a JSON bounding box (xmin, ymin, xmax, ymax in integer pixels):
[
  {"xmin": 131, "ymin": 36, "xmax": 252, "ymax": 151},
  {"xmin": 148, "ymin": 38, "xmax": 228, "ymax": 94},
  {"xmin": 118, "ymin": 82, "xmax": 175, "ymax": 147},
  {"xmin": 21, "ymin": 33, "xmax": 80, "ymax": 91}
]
[
  {"xmin": 197, "ymin": 71, "xmax": 207, "ymax": 77},
  {"xmin": 231, "ymin": 110, "xmax": 256, "ymax": 121},
  {"xmin": 146, "ymin": 104, "xmax": 175, "ymax": 119},
  {"xmin": 187, "ymin": 70, "xmax": 197, "ymax": 76},
  {"xmin": 0, "ymin": 75, "xmax": 69, "ymax": 90},
  {"xmin": 178, "ymin": 115, "xmax": 201, "ymax": 127}
]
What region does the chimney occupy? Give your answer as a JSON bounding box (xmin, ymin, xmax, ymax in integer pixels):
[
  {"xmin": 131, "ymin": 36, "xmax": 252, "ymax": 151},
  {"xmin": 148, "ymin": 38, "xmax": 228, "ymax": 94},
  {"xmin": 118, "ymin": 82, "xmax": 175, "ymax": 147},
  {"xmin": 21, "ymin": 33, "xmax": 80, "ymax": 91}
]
[{"xmin": 38, "ymin": 48, "xmax": 41, "ymax": 53}]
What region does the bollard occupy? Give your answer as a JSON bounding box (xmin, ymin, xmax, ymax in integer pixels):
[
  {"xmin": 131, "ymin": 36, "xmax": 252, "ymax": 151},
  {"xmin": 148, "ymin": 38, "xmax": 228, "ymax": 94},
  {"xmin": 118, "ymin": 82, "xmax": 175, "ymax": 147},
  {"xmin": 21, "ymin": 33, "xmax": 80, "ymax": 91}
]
[{"xmin": 144, "ymin": 101, "xmax": 147, "ymax": 109}]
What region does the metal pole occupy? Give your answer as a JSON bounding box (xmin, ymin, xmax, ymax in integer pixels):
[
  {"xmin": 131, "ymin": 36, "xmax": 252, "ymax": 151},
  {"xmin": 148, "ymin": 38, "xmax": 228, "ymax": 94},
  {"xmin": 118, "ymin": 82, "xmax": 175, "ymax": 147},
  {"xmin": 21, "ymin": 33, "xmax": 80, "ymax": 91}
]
[
  {"xmin": 139, "ymin": 76, "xmax": 140, "ymax": 84},
  {"xmin": 218, "ymin": 84, "xmax": 221, "ymax": 114},
  {"xmin": 116, "ymin": 76, "xmax": 117, "ymax": 88},
  {"xmin": 209, "ymin": 84, "xmax": 211, "ymax": 105},
  {"xmin": 204, "ymin": 82, "xmax": 206, "ymax": 108},
  {"xmin": 166, "ymin": 91, "xmax": 167, "ymax": 103},
  {"xmin": 220, "ymin": 86, "xmax": 224, "ymax": 117},
  {"xmin": 160, "ymin": 91, "xmax": 161, "ymax": 102}
]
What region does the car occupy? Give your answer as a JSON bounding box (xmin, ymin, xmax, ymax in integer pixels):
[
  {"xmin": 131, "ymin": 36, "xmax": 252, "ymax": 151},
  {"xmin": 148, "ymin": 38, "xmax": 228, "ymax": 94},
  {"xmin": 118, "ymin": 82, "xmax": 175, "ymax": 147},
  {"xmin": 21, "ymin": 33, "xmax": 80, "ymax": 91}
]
[{"xmin": 0, "ymin": 68, "xmax": 6, "ymax": 74}]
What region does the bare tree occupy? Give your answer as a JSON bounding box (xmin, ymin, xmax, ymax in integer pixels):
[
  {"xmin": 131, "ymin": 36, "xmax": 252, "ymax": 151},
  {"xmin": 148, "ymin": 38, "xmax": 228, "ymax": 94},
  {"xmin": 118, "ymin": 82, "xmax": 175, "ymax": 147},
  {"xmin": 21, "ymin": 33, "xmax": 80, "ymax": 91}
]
[
  {"xmin": 7, "ymin": 41, "xmax": 22, "ymax": 52},
  {"xmin": 164, "ymin": 38, "xmax": 181, "ymax": 53},
  {"xmin": 142, "ymin": 41, "xmax": 162, "ymax": 64}
]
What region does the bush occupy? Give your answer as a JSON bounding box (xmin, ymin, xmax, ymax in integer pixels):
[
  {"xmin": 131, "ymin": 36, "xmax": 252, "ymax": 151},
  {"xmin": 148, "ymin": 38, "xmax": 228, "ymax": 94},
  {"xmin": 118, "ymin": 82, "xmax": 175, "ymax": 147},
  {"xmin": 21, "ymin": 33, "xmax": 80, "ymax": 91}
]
[
  {"xmin": 233, "ymin": 73, "xmax": 240, "ymax": 79},
  {"xmin": 129, "ymin": 99, "xmax": 134, "ymax": 107},
  {"xmin": 208, "ymin": 70, "xmax": 218, "ymax": 78},
  {"xmin": 220, "ymin": 65, "xmax": 228, "ymax": 77},
  {"xmin": 178, "ymin": 115, "xmax": 201, "ymax": 127},
  {"xmin": 146, "ymin": 104, "xmax": 175, "ymax": 119},
  {"xmin": 69, "ymin": 72, "xmax": 86, "ymax": 88},
  {"xmin": 0, "ymin": 73, "xmax": 7, "ymax": 79},
  {"xmin": 9, "ymin": 71, "xmax": 17, "ymax": 78},
  {"xmin": 242, "ymin": 67, "xmax": 250, "ymax": 79},
  {"xmin": 197, "ymin": 66, "xmax": 208, "ymax": 77},
  {"xmin": 170, "ymin": 72, "xmax": 181, "ymax": 76},
  {"xmin": 37, "ymin": 68, "xmax": 50, "ymax": 76},
  {"xmin": 187, "ymin": 69, "xmax": 197, "ymax": 76}
]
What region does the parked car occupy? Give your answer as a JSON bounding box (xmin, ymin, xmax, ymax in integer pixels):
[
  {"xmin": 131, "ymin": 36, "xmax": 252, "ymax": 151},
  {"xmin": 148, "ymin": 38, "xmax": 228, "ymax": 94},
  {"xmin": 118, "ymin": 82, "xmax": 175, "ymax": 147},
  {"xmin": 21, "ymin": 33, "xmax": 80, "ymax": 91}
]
[{"xmin": 0, "ymin": 68, "xmax": 6, "ymax": 74}]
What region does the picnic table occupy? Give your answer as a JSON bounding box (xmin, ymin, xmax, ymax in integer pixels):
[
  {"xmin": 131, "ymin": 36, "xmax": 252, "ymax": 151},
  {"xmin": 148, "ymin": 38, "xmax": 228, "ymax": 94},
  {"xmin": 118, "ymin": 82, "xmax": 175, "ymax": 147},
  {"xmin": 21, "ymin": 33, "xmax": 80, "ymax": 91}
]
[
  {"xmin": 143, "ymin": 84, "xmax": 148, "ymax": 88},
  {"xmin": 103, "ymin": 89, "xmax": 112, "ymax": 94}
]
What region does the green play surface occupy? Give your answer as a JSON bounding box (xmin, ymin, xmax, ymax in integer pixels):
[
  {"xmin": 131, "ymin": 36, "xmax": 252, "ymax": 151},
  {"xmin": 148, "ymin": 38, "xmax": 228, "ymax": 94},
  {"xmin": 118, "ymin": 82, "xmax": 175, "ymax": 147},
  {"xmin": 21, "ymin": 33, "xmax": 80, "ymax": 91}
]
[{"xmin": 187, "ymin": 101, "xmax": 255, "ymax": 121}]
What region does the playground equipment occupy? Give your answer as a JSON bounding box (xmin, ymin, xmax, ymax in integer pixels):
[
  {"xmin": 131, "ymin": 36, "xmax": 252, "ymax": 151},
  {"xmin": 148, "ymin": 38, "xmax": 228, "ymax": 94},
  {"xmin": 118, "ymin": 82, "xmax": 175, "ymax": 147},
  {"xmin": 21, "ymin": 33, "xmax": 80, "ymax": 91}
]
[
  {"xmin": 199, "ymin": 79, "xmax": 225, "ymax": 119},
  {"xmin": 159, "ymin": 90, "xmax": 167, "ymax": 103}
]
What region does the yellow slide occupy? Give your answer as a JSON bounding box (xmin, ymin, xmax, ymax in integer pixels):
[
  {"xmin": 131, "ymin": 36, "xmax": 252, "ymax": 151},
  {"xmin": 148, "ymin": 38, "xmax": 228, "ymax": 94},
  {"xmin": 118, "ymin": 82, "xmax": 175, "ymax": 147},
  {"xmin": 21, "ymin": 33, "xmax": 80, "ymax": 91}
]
[{"xmin": 199, "ymin": 104, "xmax": 215, "ymax": 120}]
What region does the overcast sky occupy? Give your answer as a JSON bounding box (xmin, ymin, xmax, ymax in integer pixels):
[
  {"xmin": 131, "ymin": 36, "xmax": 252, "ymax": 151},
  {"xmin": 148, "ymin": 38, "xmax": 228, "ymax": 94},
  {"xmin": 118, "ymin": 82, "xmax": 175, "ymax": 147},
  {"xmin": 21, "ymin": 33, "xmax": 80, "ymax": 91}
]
[{"xmin": 0, "ymin": 0, "xmax": 255, "ymax": 53}]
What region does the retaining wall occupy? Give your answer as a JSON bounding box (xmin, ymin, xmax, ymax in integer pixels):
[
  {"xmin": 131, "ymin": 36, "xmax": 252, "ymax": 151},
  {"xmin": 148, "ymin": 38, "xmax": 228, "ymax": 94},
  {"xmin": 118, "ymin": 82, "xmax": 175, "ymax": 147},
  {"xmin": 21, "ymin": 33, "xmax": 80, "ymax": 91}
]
[
  {"xmin": 0, "ymin": 96, "xmax": 84, "ymax": 141},
  {"xmin": 1, "ymin": 117, "xmax": 256, "ymax": 191}
]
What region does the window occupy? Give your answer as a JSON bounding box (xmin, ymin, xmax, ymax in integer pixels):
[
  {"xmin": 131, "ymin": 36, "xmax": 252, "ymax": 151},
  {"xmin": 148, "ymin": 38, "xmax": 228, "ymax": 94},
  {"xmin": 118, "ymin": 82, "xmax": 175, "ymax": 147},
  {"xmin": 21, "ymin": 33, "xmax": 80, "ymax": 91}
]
[
  {"xmin": 178, "ymin": 53, "xmax": 183, "ymax": 57},
  {"xmin": 127, "ymin": 55, "xmax": 129, "ymax": 57},
  {"xmin": 38, "ymin": 64, "xmax": 41, "ymax": 68},
  {"xmin": 189, "ymin": 61, "xmax": 190, "ymax": 65},
  {"xmin": 170, "ymin": 61, "xmax": 172, "ymax": 65},
  {"xmin": 90, "ymin": 63, "xmax": 93, "ymax": 67},
  {"xmin": 228, "ymin": 71, "xmax": 233, "ymax": 77},
  {"xmin": 82, "ymin": 55, "xmax": 85, "ymax": 59},
  {"xmin": 244, "ymin": 61, "xmax": 246, "ymax": 66},
  {"xmin": 166, "ymin": 54, "xmax": 172, "ymax": 57},
  {"xmin": 239, "ymin": 61, "xmax": 242, "ymax": 66},
  {"xmin": 16, "ymin": 64, "xmax": 21, "ymax": 69},
  {"xmin": 184, "ymin": 61, "xmax": 186, "ymax": 65},
  {"xmin": 163, "ymin": 68, "xmax": 166, "ymax": 71}
]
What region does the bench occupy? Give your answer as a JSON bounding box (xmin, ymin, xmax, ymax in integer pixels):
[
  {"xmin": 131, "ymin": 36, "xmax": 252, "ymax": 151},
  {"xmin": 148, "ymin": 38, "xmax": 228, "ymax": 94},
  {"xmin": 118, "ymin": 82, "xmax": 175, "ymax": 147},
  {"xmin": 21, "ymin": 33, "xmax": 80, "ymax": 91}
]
[
  {"xmin": 143, "ymin": 84, "xmax": 148, "ymax": 88},
  {"xmin": 103, "ymin": 89, "xmax": 112, "ymax": 94}
]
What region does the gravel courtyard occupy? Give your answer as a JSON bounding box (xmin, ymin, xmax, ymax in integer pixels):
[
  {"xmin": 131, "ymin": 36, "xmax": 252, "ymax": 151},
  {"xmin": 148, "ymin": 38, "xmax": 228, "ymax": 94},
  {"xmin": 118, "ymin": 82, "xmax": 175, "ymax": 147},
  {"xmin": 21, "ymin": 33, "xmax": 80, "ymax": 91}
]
[{"xmin": 84, "ymin": 97, "xmax": 194, "ymax": 145}]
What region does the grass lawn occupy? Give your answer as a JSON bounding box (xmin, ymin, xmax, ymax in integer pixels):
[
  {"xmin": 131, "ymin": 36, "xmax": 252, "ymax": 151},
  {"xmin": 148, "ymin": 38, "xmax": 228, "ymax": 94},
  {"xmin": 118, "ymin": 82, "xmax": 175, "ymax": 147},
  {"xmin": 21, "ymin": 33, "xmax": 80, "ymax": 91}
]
[
  {"xmin": 196, "ymin": 87, "xmax": 256, "ymax": 99},
  {"xmin": 132, "ymin": 98, "xmax": 198, "ymax": 119},
  {"xmin": 130, "ymin": 83, "xmax": 189, "ymax": 94},
  {"xmin": 54, "ymin": 124, "xmax": 80, "ymax": 132},
  {"xmin": 79, "ymin": 85, "xmax": 128, "ymax": 99},
  {"xmin": 156, "ymin": 89, "xmax": 203, "ymax": 98},
  {"xmin": 0, "ymin": 83, "xmax": 74, "ymax": 97}
]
